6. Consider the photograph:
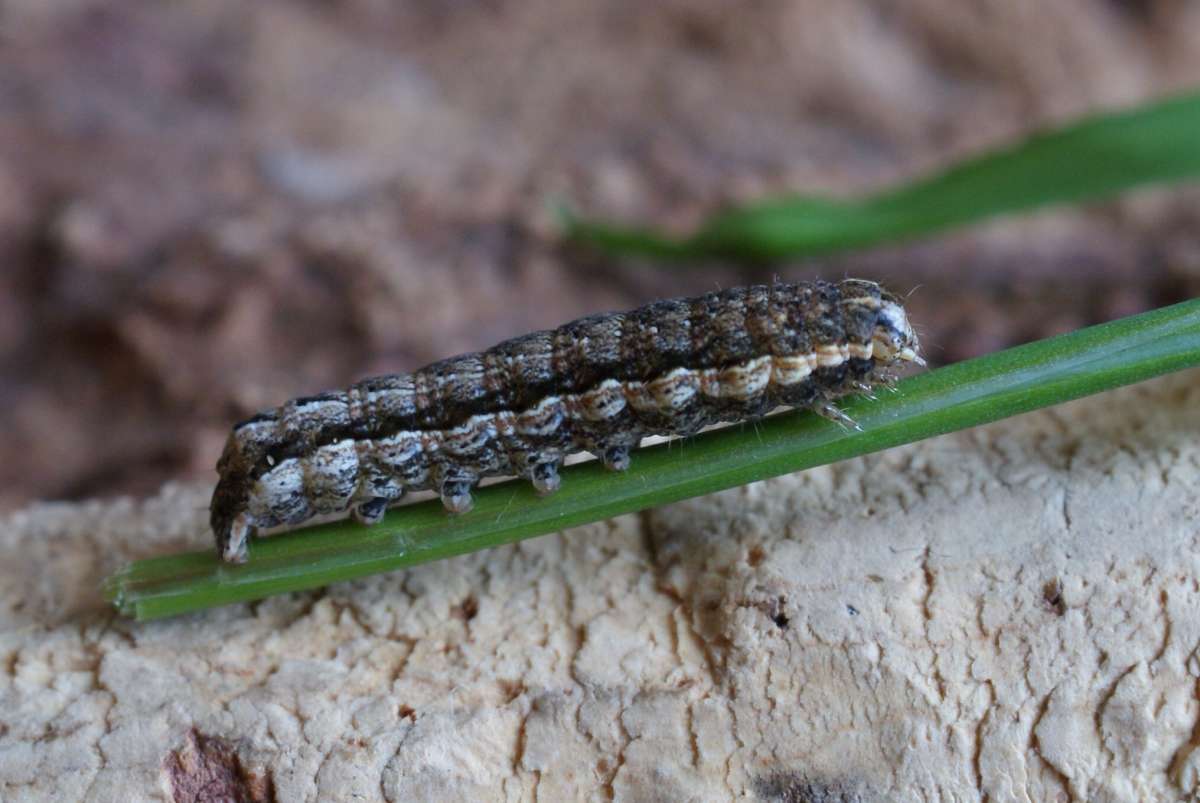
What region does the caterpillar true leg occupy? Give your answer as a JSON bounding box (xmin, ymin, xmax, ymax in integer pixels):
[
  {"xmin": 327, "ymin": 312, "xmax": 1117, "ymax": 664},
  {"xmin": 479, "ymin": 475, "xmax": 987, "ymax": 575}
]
[
  {"xmin": 850, "ymin": 381, "xmax": 879, "ymax": 401},
  {"xmin": 816, "ymin": 401, "xmax": 862, "ymax": 432}
]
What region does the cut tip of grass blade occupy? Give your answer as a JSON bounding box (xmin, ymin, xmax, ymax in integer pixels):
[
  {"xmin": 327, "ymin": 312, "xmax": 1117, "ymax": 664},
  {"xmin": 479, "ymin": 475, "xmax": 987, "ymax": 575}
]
[
  {"xmin": 104, "ymin": 299, "xmax": 1200, "ymax": 621},
  {"xmin": 102, "ymin": 570, "xmax": 131, "ymax": 616}
]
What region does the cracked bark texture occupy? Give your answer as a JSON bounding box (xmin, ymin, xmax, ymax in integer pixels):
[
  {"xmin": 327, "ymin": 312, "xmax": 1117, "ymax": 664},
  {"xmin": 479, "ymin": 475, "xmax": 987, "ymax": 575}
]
[{"xmin": 3, "ymin": 371, "xmax": 1200, "ymax": 802}]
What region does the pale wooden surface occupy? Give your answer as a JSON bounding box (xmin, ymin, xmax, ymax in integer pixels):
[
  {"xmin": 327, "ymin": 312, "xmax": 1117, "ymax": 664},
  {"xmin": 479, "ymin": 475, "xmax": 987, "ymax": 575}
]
[{"xmin": 3, "ymin": 372, "xmax": 1200, "ymax": 802}]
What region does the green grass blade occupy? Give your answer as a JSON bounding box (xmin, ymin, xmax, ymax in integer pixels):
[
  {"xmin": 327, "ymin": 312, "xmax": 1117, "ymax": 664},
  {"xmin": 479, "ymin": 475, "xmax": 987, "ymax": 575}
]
[
  {"xmin": 565, "ymin": 90, "xmax": 1200, "ymax": 261},
  {"xmin": 105, "ymin": 299, "xmax": 1200, "ymax": 620}
]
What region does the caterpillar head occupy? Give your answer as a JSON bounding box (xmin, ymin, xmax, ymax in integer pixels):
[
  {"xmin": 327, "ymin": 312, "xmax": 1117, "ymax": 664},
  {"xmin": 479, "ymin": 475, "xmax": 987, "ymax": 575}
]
[{"xmin": 873, "ymin": 294, "xmax": 923, "ymax": 367}]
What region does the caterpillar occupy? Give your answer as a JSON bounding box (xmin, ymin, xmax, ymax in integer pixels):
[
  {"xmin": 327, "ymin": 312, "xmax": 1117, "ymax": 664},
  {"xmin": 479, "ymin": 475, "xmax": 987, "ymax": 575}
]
[{"xmin": 211, "ymin": 279, "xmax": 922, "ymax": 563}]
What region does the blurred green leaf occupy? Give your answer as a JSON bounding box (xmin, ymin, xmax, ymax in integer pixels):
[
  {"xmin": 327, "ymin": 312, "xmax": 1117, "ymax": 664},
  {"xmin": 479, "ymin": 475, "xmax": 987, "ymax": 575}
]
[{"xmin": 565, "ymin": 90, "xmax": 1200, "ymax": 260}]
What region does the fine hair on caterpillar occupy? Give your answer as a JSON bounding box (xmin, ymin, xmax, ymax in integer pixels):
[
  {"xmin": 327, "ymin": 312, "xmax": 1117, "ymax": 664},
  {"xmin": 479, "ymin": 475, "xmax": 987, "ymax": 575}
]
[{"xmin": 210, "ymin": 279, "xmax": 923, "ymax": 563}]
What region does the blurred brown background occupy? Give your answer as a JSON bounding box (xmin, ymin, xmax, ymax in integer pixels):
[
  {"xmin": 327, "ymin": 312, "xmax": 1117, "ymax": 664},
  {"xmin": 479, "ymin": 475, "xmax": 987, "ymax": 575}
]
[{"xmin": 2, "ymin": 0, "xmax": 1200, "ymax": 510}]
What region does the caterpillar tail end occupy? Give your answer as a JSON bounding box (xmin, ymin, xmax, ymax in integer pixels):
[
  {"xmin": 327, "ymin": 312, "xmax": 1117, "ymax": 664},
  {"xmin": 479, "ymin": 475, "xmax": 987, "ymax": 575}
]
[{"xmin": 218, "ymin": 512, "xmax": 252, "ymax": 564}]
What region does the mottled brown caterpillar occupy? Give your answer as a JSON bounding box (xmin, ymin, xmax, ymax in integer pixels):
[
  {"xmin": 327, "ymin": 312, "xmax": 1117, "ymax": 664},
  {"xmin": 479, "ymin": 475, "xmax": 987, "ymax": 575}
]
[{"xmin": 211, "ymin": 280, "xmax": 922, "ymax": 562}]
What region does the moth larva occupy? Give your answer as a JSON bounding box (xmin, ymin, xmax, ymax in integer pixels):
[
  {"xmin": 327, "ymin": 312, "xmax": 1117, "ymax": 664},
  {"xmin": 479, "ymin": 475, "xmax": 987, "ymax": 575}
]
[{"xmin": 211, "ymin": 280, "xmax": 922, "ymax": 562}]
